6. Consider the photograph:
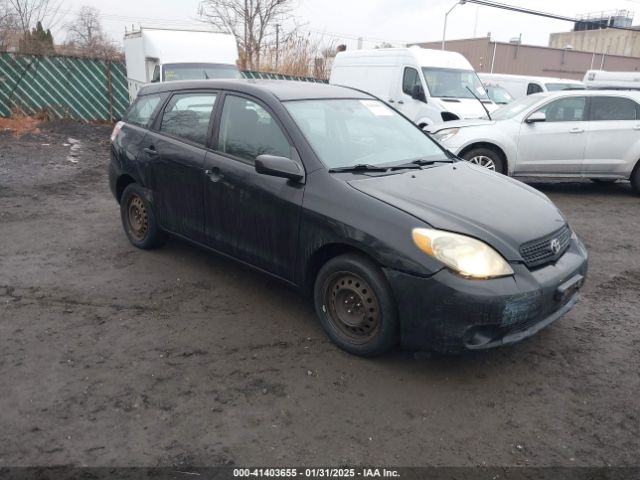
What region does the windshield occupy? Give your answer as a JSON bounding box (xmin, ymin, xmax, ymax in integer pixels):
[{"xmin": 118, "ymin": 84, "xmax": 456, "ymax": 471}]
[
  {"xmin": 485, "ymin": 86, "xmax": 514, "ymax": 105},
  {"xmin": 284, "ymin": 99, "xmax": 448, "ymax": 169},
  {"xmin": 491, "ymin": 94, "xmax": 542, "ymax": 120},
  {"xmin": 545, "ymin": 82, "xmax": 585, "ymax": 92},
  {"xmin": 162, "ymin": 63, "xmax": 242, "ymax": 81},
  {"xmin": 422, "ymin": 67, "xmax": 489, "ymax": 100}
]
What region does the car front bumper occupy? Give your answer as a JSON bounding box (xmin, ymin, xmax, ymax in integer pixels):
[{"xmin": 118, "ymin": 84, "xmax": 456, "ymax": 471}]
[{"xmin": 384, "ymin": 235, "xmax": 588, "ymax": 353}]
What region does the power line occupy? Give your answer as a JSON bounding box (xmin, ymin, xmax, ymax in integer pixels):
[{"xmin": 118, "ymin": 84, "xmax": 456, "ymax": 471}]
[{"xmin": 463, "ymin": 0, "xmax": 640, "ymax": 31}]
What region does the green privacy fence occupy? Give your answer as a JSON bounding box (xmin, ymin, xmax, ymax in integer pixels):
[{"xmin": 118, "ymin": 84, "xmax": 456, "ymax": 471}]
[
  {"xmin": 0, "ymin": 52, "xmax": 129, "ymax": 121},
  {"xmin": 0, "ymin": 52, "xmax": 326, "ymax": 122}
]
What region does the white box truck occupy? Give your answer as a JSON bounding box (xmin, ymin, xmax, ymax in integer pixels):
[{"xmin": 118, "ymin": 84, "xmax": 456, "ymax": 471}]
[
  {"xmin": 329, "ymin": 46, "xmax": 497, "ymax": 128},
  {"xmin": 123, "ymin": 27, "xmax": 241, "ymax": 102},
  {"xmin": 478, "ymin": 73, "xmax": 585, "ymax": 99}
]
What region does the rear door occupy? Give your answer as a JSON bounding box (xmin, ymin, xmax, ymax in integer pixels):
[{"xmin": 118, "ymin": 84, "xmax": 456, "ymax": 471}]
[
  {"xmin": 202, "ymin": 93, "xmax": 304, "ymax": 281},
  {"xmin": 144, "ymin": 91, "xmax": 218, "ymax": 243},
  {"xmin": 516, "ymin": 96, "xmax": 587, "ymax": 175},
  {"xmin": 583, "ymin": 95, "xmax": 640, "ymax": 176}
]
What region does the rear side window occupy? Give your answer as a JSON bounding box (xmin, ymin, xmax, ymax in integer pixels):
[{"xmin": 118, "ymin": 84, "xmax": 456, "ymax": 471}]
[
  {"xmin": 590, "ymin": 96, "xmax": 639, "ymax": 121},
  {"xmin": 402, "ymin": 67, "xmax": 421, "ymax": 96},
  {"xmin": 535, "ymin": 97, "xmax": 586, "ymax": 122},
  {"xmin": 527, "ymin": 83, "xmax": 543, "ymax": 95},
  {"xmin": 160, "ymin": 93, "xmax": 217, "ymax": 146},
  {"xmin": 217, "ymin": 95, "xmax": 290, "ymax": 163},
  {"xmin": 125, "ymin": 94, "xmax": 163, "ymax": 127}
]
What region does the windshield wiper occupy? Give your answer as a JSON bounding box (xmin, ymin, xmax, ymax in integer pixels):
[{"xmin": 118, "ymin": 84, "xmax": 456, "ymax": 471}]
[
  {"xmin": 328, "ymin": 164, "xmax": 390, "ymax": 173},
  {"xmin": 466, "ymin": 86, "xmax": 492, "ymax": 120},
  {"xmin": 386, "ymin": 158, "xmax": 453, "ymax": 169}
]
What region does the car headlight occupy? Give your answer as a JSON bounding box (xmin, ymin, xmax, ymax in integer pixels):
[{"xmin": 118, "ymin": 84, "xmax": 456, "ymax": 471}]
[
  {"xmin": 412, "ymin": 228, "xmax": 514, "ymax": 279},
  {"xmin": 432, "ymin": 128, "xmax": 459, "ymax": 142}
]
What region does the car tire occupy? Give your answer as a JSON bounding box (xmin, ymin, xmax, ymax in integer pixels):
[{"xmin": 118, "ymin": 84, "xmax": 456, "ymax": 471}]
[
  {"xmin": 313, "ymin": 253, "xmax": 399, "ymax": 357},
  {"xmin": 120, "ymin": 183, "xmax": 167, "ymax": 249},
  {"xmin": 462, "ymin": 147, "xmax": 506, "ymax": 174},
  {"xmin": 632, "ymin": 166, "xmax": 640, "ymax": 195}
]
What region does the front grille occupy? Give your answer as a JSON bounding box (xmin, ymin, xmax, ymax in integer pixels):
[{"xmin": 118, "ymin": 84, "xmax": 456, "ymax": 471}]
[{"xmin": 520, "ymin": 225, "xmax": 571, "ymax": 269}]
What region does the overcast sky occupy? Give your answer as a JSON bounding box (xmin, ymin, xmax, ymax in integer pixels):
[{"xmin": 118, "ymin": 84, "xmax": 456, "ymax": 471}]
[{"xmin": 51, "ymin": 0, "xmax": 640, "ymax": 49}]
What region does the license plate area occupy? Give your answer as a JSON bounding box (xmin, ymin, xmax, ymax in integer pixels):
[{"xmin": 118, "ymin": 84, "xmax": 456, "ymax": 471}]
[{"xmin": 555, "ymin": 274, "xmax": 584, "ymax": 303}]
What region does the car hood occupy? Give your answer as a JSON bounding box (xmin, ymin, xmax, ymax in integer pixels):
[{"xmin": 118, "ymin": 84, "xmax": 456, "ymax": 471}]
[
  {"xmin": 425, "ymin": 119, "xmax": 496, "ymax": 133},
  {"xmin": 348, "ymin": 162, "xmax": 566, "ymax": 261},
  {"xmin": 433, "ymin": 98, "xmax": 494, "ymax": 121}
]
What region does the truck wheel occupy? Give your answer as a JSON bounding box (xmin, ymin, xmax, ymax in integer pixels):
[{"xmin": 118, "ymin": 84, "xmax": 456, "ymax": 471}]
[
  {"xmin": 462, "ymin": 147, "xmax": 506, "ymax": 174},
  {"xmin": 314, "ymin": 254, "xmax": 399, "ymax": 357},
  {"xmin": 120, "ymin": 183, "xmax": 167, "ymax": 249}
]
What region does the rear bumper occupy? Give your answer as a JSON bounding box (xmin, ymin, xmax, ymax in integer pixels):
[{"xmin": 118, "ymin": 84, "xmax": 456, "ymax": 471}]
[{"xmin": 384, "ymin": 234, "xmax": 588, "ymax": 353}]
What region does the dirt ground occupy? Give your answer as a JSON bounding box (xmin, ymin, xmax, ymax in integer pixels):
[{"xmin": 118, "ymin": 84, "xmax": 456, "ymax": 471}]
[{"xmin": 0, "ymin": 120, "xmax": 639, "ymax": 468}]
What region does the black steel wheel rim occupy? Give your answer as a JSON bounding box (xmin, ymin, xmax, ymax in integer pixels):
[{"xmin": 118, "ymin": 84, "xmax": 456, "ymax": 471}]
[
  {"xmin": 127, "ymin": 194, "xmax": 148, "ymax": 241},
  {"xmin": 323, "ymin": 272, "xmax": 380, "ymax": 343}
]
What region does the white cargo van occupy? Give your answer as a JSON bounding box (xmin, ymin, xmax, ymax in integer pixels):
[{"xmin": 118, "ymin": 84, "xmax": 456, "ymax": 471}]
[
  {"xmin": 124, "ymin": 27, "xmax": 241, "ymax": 102},
  {"xmin": 583, "ymin": 70, "xmax": 640, "ymax": 90},
  {"xmin": 329, "ymin": 47, "xmax": 496, "ymax": 127},
  {"xmin": 478, "ymin": 73, "xmax": 585, "ymax": 99}
]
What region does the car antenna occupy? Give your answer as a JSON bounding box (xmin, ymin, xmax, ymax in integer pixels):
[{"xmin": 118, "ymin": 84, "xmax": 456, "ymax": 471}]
[{"xmin": 466, "ymin": 86, "xmax": 492, "ymax": 121}]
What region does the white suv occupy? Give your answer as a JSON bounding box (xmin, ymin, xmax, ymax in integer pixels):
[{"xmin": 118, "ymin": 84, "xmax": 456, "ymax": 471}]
[{"xmin": 427, "ymin": 90, "xmax": 640, "ymax": 194}]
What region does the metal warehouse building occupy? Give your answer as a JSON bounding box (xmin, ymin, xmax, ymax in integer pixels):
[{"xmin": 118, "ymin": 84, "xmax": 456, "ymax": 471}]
[{"xmin": 414, "ymin": 37, "xmax": 640, "ymax": 81}]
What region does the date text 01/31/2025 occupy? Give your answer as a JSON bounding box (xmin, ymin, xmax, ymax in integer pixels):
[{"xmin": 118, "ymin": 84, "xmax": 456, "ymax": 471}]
[{"xmin": 232, "ymin": 468, "xmax": 401, "ymax": 478}]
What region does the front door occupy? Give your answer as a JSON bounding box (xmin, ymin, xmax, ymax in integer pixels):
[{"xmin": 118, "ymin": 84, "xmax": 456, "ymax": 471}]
[
  {"xmin": 516, "ymin": 96, "xmax": 588, "ymax": 175},
  {"xmin": 203, "ymin": 93, "xmax": 304, "ymax": 281},
  {"xmin": 397, "ymin": 66, "xmax": 430, "ymax": 123},
  {"xmin": 145, "ymin": 91, "xmax": 218, "ymax": 242}
]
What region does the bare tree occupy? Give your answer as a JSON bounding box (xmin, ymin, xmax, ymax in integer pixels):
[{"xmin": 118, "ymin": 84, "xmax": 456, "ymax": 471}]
[
  {"xmin": 5, "ymin": 0, "xmax": 60, "ymax": 35},
  {"xmin": 63, "ymin": 6, "xmax": 120, "ymax": 59},
  {"xmin": 199, "ymin": 0, "xmax": 295, "ymax": 70},
  {"xmin": 66, "ymin": 6, "xmax": 101, "ymax": 48},
  {"xmin": 1, "ymin": 0, "xmax": 59, "ymax": 53},
  {"xmin": 0, "ymin": 0, "xmax": 19, "ymax": 50}
]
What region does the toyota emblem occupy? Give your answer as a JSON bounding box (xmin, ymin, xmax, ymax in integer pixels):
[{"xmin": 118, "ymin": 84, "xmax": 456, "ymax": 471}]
[{"xmin": 550, "ymin": 238, "xmax": 561, "ymax": 255}]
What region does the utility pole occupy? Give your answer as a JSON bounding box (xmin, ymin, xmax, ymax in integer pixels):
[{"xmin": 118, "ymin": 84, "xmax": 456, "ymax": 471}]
[
  {"xmin": 442, "ymin": 1, "xmax": 466, "ymax": 50},
  {"xmin": 275, "ymin": 23, "xmax": 280, "ymax": 71}
]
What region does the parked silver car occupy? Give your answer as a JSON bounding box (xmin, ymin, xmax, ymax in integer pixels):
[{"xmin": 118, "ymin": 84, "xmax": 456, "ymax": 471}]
[{"xmin": 427, "ymin": 90, "xmax": 640, "ymax": 193}]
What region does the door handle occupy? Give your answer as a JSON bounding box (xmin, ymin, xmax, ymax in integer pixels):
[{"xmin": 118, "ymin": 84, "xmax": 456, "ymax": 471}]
[
  {"xmin": 632, "ymin": 125, "xmax": 640, "ymax": 130},
  {"xmin": 569, "ymin": 128, "xmax": 584, "ymax": 134},
  {"xmin": 398, "ymin": 100, "xmax": 405, "ymax": 105},
  {"xmin": 205, "ymin": 167, "xmax": 223, "ymax": 183},
  {"xmin": 388, "ymin": 99, "xmax": 395, "ymax": 103},
  {"xmin": 143, "ymin": 146, "xmax": 158, "ymax": 157}
]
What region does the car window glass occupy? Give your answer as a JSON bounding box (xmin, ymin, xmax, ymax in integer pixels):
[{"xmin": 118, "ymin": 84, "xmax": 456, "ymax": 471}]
[
  {"xmin": 535, "ymin": 97, "xmax": 586, "ymax": 122},
  {"xmin": 402, "ymin": 67, "xmax": 420, "ymax": 96},
  {"xmin": 125, "ymin": 94, "xmax": 162, "ymax": 127},
  {"xmin": 217, "ymin": 95, "xmax": 290, "ymax": 162},
  {"xmin": 160, "ymin": 93, "xmax": 217, "ymax": 146},
  {"xmin": 590, "ymin": 96, "xmax": 639, "ymax": 121},
  {"xmin": 527, "ymin": 83, "xmax": 543, "ymax": 95},
  {"xmin": 285, "ymin": 99, "xmax": 447, "ymax": 169}
]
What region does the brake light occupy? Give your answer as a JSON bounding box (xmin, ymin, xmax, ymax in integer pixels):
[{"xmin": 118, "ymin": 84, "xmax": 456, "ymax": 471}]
[{"xmin": 111, "ymin": 121, "xmax": 124, "ymax": 143}]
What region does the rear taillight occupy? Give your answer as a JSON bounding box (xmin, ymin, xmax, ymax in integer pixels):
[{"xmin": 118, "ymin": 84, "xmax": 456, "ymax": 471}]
[{"xmin": 111, "ymin": 121, "xmax": 124, "ymax": 143}]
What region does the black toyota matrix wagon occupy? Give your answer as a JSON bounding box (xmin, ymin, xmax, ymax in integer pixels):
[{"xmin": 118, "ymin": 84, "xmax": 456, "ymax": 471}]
[{"xmin": 109, "ymin": 80, "xmax": 588, "ymax": 356}]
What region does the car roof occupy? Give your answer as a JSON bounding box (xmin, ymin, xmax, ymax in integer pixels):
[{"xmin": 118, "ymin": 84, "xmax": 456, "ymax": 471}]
[
  {"xmin": 139, "ymin": 79, "xmax": 373, "ymax": 101},
  {"xmin": 529, "ymin": 89, "xmax": 640, "ymax": 100}
]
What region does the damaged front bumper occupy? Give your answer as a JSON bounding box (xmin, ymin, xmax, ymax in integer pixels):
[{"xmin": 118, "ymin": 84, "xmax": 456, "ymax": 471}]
[{"xmin": 384, "ymin": 236, "xmax": 589, "ymax": 353}]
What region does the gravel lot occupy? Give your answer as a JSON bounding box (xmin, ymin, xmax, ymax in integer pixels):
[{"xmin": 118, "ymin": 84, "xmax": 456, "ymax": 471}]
[{"xmin": 0, "ymin": 120, "xmax": 639, "ymax": 468}]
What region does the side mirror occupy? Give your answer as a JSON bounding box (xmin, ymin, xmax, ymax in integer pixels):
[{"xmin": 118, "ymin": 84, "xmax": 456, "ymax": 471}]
[
  {"xmin": 255, "ymin": 155, "xmax": 304, "ymax": 182},
  {"xmin": 525, "ymin": 111, "xmax": 546, "ymax": 124},
  {"xmin": 411, "ymin": 85, "xmax": 427, "ymax": 103}
]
